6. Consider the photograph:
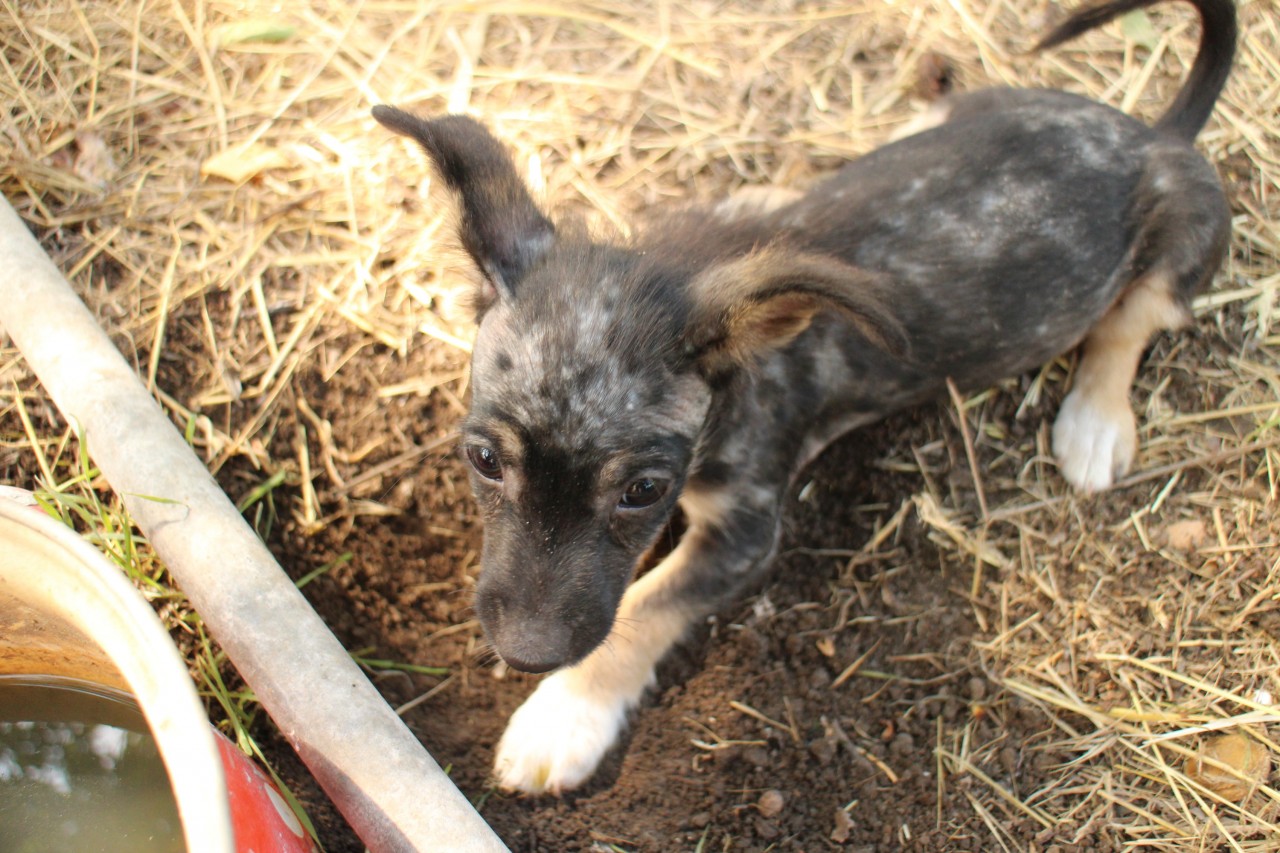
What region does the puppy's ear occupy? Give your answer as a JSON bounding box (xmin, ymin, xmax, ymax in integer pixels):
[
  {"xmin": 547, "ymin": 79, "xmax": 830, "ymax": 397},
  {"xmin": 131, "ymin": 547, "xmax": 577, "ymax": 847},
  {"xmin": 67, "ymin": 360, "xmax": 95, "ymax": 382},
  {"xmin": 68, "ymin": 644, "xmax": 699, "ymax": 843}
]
[
  {"xmin": 373, "ymin": 107, "xmax": 554, "ymax": 307},
  {"xmin": 686, "ymin": 246, "xmax": 908, "ymax": 373}
]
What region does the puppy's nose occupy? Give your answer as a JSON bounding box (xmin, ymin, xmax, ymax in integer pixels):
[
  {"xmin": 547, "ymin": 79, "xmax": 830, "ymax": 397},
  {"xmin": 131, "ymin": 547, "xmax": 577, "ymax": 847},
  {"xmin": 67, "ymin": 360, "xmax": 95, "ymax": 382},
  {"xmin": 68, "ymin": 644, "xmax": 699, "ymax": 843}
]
[
  {"xmin": 501, "ymin": 650, "xmax": 562, "ymax": 674},
  {"xmin": 495, "ymin": 619, "xmax": 572, "ymax": 674}
]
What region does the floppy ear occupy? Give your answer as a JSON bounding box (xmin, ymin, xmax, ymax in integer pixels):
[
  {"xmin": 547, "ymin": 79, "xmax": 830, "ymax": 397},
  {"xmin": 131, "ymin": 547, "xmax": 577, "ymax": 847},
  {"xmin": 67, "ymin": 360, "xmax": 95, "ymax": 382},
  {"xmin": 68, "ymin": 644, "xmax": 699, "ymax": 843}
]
[
  {"xmin": 685, "ymin": 246, "xmax": 908, "ymax": 373},
  {"xmin": 372, "ymin": 106, "xmax": 554, "ymax": 307}
]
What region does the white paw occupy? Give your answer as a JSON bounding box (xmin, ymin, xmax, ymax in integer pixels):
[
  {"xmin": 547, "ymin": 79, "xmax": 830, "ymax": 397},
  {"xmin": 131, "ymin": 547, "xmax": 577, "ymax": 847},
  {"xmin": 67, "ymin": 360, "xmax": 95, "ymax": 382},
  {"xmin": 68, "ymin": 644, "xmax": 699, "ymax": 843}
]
[
  {"xmin": 1052, "ymin": 389, "xmax": 1137, "ymax": 493},
  {"xmin": 493, "ymin": 668, "xmax": 642, "ymax": 794}
]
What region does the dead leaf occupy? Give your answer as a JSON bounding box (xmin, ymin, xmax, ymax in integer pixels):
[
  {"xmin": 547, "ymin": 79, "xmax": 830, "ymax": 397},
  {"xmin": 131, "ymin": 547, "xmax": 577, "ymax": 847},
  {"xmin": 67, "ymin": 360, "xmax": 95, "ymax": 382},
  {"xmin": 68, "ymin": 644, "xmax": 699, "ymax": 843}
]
[
  {"xmin": 1186, "ymin": 731, "xmax": 1270, "ymax": 800},
  {"xmin": 1121, "ymin": 9, "xmax": 1160, "ymax": 52},
  {"xmin": 201, "ymin": 142, "xmax": 292, "ymax": 183},
  {"xmin": 212, "ymin": 20, "xmax": 297, "ymax": 48},
  {"xmin": 1162, "ymin": 519, "xmax": 1208, "ymax": 550}
]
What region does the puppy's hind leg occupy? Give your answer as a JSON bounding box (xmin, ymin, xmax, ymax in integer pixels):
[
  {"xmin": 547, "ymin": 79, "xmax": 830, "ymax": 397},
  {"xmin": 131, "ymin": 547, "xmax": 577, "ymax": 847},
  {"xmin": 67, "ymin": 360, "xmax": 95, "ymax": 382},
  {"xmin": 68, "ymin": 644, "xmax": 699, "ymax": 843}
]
[
  {"xmin": 1052, "ymin": 271, "xmax": 1188, "ymax": 492},
  {"xmin": 1053, "ymin": 148, "xmax": 1228, "ymax": 493}
]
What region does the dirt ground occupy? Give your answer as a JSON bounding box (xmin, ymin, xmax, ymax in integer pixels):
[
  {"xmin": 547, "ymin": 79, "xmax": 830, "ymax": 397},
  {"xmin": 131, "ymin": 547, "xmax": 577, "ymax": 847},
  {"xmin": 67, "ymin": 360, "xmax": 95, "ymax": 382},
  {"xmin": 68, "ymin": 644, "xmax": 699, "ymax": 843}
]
[
  {"xmin": 3, "ymin": 0, "xmax": 1279, "ymax": 850},
  {"xmin": 237, "ymin": 306, "xmax": 1263, "ymax": 852}
]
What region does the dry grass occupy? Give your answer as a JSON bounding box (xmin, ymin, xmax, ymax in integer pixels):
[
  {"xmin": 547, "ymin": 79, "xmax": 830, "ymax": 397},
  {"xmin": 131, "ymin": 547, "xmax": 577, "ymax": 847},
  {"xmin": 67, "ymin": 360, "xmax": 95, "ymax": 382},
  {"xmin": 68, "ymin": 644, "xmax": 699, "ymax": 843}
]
[{"xmin": 2, "ymin": 0, "xmax": 1278, "ymax": 849}]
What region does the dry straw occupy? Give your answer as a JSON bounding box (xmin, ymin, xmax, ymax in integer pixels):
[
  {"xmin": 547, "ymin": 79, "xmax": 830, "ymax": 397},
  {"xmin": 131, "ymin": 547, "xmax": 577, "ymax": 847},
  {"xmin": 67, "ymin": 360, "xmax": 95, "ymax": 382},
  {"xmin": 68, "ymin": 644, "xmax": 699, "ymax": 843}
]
[{"xmin": 2, "ymin": 0, "xmax": 1278, "ymax": 848}]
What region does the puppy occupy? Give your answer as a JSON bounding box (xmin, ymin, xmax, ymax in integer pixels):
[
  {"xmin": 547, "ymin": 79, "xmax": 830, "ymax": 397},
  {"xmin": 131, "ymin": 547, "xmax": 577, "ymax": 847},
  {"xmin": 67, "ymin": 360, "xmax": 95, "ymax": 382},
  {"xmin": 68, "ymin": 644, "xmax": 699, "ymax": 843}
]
[{"xmin": 373, "ymin": 0, "xmax": 1234, "ymax": 794}]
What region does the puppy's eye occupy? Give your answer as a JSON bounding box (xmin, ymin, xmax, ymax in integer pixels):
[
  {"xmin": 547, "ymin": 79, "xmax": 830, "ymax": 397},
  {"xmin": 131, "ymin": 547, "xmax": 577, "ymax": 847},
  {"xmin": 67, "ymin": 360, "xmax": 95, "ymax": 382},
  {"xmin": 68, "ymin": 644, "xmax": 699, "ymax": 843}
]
[
  {"xmin": 465, "ymin": 445, "xmax": 503, "ymax": 481},
  {"xmin": 619, "ymin": 477, "xmax": 669, "ymax": 509}
]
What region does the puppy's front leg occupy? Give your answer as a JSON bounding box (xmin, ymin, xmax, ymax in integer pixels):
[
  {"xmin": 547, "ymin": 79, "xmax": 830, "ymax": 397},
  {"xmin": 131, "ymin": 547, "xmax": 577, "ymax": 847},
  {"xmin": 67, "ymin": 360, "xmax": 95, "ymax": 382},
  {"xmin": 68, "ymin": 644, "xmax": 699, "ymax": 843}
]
[
  {"xmin": 494, "ymin": 490, "xmax": 777, "ymax": 794},
  {"xmin": 491, "ymin": 546, "xmax": 694, "ymax": 795}
]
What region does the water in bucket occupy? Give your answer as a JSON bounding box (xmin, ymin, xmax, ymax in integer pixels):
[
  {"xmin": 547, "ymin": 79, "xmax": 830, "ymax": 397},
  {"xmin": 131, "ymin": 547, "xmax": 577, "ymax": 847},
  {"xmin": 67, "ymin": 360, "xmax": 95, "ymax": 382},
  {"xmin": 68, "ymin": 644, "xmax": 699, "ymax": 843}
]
[{"xmin": 0, "ymin": 675, "xmax": 185, "ymax": 853}]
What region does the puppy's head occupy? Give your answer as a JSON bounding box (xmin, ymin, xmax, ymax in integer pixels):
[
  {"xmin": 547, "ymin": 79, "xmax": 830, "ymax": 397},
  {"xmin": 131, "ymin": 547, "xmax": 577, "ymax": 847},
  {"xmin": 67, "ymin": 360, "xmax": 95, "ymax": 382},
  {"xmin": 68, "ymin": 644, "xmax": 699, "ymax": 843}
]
[
  {"xmin": 462, "ymin": 240, "xmax": 715, "ymax": 673},
  {"xmin": 374, "ymin": 108, "xmax": 903, "ymax": 672}
]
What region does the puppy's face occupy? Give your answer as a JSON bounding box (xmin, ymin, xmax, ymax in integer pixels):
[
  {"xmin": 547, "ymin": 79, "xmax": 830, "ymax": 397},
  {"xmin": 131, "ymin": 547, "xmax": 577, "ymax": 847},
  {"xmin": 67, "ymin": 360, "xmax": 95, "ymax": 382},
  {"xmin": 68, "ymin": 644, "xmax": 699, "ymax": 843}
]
[
  {"xmin": 462, "ymin": 243, "xmax": 712, "ymax": 672},
  {"xmin": 372, "ymin": 109, "xmax": 904, "ymax": 674}
]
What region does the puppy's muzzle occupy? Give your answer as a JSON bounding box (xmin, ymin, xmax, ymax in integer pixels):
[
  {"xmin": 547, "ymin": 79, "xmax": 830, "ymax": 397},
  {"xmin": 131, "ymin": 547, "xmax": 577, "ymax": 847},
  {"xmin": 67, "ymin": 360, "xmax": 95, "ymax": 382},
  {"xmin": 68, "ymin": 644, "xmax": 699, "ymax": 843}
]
[{"xmin": 477, "ymin": 577, "xmax": 617, "ymax": 673}]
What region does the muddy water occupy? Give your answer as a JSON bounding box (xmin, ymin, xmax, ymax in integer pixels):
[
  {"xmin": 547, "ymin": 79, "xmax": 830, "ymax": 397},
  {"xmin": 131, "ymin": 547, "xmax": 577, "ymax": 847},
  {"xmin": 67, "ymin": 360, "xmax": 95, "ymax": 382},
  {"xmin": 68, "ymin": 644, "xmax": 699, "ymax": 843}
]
[{"xmin": 0, "ymin": 675, "xmax": 184, "ymax": 853}]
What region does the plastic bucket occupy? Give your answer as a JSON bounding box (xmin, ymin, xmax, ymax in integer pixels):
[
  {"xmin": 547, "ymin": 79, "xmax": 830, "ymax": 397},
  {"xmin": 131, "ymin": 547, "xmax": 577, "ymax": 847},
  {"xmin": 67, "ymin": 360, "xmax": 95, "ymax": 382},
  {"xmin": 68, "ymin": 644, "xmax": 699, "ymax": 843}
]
[{"xmin": 0, "ymin": 489, "xmax": 311, "ymax": 853}]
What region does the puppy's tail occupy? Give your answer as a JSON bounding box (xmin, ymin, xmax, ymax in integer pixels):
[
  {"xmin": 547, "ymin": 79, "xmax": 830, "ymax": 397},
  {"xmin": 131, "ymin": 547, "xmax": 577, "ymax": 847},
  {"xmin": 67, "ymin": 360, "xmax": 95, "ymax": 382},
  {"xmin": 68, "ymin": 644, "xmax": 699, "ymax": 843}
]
[{"xmin": 1035, "ymin": 0, "xmax": 1236, "ymax": 141}]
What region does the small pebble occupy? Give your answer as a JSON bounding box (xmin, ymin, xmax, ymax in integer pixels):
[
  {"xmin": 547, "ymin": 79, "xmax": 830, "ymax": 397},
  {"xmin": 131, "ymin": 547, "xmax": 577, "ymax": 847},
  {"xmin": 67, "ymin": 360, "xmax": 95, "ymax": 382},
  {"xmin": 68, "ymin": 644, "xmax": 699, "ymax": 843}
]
[
  {"xmin": 1000, "ymin": 746, "xmax": 1019, "ymax": 777},
  {"xmin": 756, "ymin": 788, "xmax": 785, "ymax": 818},
  {"xmin": 754, "ymin": 817, "xmax": 780, "ymax": 840},
  {"xmin": 809, "ymin": 737, "xmax": 837, "ymax": 766},
  {"xmin": 890, "ymin": 732, "xmax": 915, "ymax": 759},
  {"xmin": 809, "ymin": 666, "xmax": 832, "ymax": 689}
]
